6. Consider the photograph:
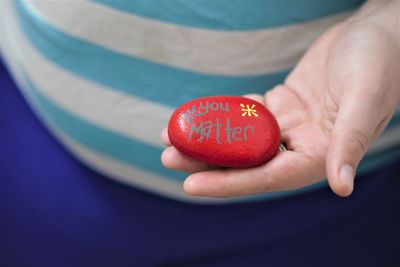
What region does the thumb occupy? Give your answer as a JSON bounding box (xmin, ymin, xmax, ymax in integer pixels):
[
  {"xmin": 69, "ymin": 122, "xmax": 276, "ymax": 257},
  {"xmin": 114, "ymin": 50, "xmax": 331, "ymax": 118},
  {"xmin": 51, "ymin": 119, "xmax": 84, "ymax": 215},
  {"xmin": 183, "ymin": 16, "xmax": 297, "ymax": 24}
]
[{"xmin": 326, "ymin": 97, "xmax": 388, "ymax": 197}]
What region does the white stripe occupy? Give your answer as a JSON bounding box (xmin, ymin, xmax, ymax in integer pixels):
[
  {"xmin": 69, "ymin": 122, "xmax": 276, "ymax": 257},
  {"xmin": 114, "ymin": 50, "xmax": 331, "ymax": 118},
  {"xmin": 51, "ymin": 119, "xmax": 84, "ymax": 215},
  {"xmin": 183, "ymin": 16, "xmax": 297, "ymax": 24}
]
[
  {"xmin": 26, "ymin": 0, "xmax": 351, "ymax": 76},
  {"xmin": 3, "ymin": 2, "xmax": 172, "ymax": 148},
  {"xmin": 3, "ymin": 2, "xmax": 400, "ymax": 154},
  {"xmin": 0, "ymin": 13, "xmax": 284, "ymax": 204},
  {"xmin": 370, "ymin": 125, "xmax": 400, "ymax": 153},
  {"xmin": 369, "ymin": 107, "xmax": 400, "ymax": 153},
  {"xmin": 14, "ymin": 79, "xmax": 235, "ymax": 204},
  {"xmin": 0, "ymin": 4, "xmax": 257, "ymax": 203},
  {"xmin": 1, "ymin": 28, "xmax": 234, "ymax": 204},
  {"xmin": 377, "ymin": 126, "xmax": 400, "ymax": 152},
  {"xmin": 0, "ymin": 27, "xmax": 233, "ymax": 203},
  {"xmin": 54, "ymin": 130, "xmax": 233, "ymax": 204}
]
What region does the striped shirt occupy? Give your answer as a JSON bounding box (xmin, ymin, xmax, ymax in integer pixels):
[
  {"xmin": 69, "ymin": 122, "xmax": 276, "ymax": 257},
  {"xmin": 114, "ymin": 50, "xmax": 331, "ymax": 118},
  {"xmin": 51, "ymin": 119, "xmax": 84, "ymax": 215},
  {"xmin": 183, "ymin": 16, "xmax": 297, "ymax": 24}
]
[{"xmin": 1, "ymin": 0, "xmax": 399, "ymax": 203}]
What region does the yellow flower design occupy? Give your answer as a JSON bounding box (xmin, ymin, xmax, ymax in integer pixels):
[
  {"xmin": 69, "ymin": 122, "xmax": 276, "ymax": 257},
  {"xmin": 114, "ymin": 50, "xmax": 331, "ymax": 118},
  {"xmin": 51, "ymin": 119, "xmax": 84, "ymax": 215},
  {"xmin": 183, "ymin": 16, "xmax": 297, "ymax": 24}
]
[{"xmin": 240, "ymin": 103, "xmax": 258, "ymax": 117}]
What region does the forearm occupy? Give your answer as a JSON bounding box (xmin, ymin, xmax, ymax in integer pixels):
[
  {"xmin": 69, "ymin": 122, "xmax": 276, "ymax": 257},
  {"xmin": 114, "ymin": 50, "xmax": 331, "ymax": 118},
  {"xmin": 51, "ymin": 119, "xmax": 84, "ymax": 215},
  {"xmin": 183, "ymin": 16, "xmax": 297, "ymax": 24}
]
[{"xmin": 350, "ymin": 0, "xmax": 400, "ymax": 39}]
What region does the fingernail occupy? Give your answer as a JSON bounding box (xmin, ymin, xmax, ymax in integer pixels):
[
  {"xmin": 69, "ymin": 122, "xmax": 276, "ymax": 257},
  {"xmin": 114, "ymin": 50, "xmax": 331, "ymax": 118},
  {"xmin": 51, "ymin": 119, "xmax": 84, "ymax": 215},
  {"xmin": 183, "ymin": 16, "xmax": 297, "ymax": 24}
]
[{"xmin": 339, "ymin": 164, "xmax": 355, "ymax": 193}]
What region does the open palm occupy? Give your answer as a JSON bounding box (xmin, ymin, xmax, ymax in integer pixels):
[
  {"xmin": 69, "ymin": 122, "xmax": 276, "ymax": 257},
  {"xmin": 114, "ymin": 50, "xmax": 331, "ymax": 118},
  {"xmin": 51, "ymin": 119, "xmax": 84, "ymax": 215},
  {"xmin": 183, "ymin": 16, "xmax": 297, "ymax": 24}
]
[{"xmin": 161, "ymin": 13, "xmax": 400, "ymax": 198}]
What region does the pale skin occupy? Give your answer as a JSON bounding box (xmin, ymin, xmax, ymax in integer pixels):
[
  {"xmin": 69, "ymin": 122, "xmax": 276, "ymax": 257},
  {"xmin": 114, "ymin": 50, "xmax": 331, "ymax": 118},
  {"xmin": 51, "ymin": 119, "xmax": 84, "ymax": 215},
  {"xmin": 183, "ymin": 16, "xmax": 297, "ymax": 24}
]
[{"xmin": 161, "ymin": 0, "xmax": 400, "ymax": 198}]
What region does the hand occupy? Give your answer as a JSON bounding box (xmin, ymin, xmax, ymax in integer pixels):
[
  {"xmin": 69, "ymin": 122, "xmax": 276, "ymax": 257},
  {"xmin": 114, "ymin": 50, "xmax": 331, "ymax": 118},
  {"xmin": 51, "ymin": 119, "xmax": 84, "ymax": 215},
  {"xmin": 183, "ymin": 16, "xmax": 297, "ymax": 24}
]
[{"xmin": 161, "ymin": 0, "xmax": 400, "ymax": 198}]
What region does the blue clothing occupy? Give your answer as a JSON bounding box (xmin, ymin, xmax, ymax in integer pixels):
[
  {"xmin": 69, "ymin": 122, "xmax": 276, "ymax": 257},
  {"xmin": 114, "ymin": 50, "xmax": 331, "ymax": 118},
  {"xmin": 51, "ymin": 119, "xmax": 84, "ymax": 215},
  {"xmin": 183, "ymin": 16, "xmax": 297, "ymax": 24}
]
[
  {"xmin": 3, "ymin": 0, "xmax": 399, "ymax": 202},
  {"xmin": 1, "ymin": 61, "xmax": 400, "ymax": 266},
  {"xmin": 1, "ymin": 1, "xmax": 400, "ymax": 265}
]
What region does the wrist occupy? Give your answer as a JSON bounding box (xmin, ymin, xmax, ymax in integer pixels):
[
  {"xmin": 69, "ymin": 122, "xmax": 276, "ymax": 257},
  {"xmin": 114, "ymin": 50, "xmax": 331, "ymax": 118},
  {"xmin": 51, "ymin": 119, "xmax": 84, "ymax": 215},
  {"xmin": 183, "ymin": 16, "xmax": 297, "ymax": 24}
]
[
  {"xmin": 348, "ymin": 0, "xmax": 399, "ymax": 49},
  {"xmin": 370, "ymin": 1, "xmax": 399, "ymax": 40}
]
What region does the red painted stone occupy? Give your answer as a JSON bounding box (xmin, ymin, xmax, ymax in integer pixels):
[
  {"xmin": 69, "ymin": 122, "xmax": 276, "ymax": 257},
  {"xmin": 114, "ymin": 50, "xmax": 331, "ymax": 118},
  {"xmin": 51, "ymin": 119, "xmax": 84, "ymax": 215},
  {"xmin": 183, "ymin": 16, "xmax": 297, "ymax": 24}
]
[{"xmin": 168, "ymin": 96, "xmax": 280, "ymax": 168}]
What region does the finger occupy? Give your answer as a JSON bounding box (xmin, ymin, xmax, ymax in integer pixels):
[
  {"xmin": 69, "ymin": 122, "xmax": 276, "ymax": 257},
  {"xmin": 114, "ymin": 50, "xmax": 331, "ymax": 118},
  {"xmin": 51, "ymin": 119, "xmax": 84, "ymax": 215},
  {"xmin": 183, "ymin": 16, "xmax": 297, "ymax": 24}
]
[
  {"xmin": 161, "ymin": 146, "xmax": 216, "ymax": 173},
  {"xmin": 264, "ymin": 85, "xmax": 308, "ymax": 116},
  {"xmin": 275, "ymin": 112, "xmax": 308, "ymax": 133},
  {"xmin": 161, "ymin": 127, "xmax": 171, "ymax": 146},
  {"xmin": 184, "ymin": 151, "xmax": 325, "ymax": 197},
  {"xmin": 242, "ymin": 94, "xmax": 265, "ymax": 105},
  {"xmin": 243, "ymin": 92, "xmax": 306, "ymax": 133},
  {"xmin": 326, "ymin": 93, "xmax": 393, "ymax": 197}
]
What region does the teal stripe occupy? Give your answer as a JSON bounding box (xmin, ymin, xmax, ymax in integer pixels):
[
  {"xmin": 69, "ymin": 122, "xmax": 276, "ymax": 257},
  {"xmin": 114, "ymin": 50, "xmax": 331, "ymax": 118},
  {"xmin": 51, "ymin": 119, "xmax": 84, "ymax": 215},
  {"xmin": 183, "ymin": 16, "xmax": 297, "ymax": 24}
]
[
  {"xmin": 24, "ymin": 75, "xmax": 186, "ymax": 182},
  {"xmin": 14, "ymin": 0, "xmax": 400, "ymax": 203},
  {"xmin": 386, "ymin": 113, "xmax": 400, "ymax": 131},
  {"xmin": 22, "ymin": 72, "xmax": 327, "ymax": 202},
  {"xmin": 15, "ymin": 0, "xmax": 289, "ymax": 108},
  {"xmin": 252, "ymin": 146, "xmax": 400, "ymax": 202},
  {"xmin": 359, "ymin": 143, "xmax": 400, "ymax": 173},
  {"xmin": 21, "ymin": 70, "xmax": 400, "ymax": 203},
  {"xmin": 94, "ymin": 0, "xmax": 364, "ymax": 30}
]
